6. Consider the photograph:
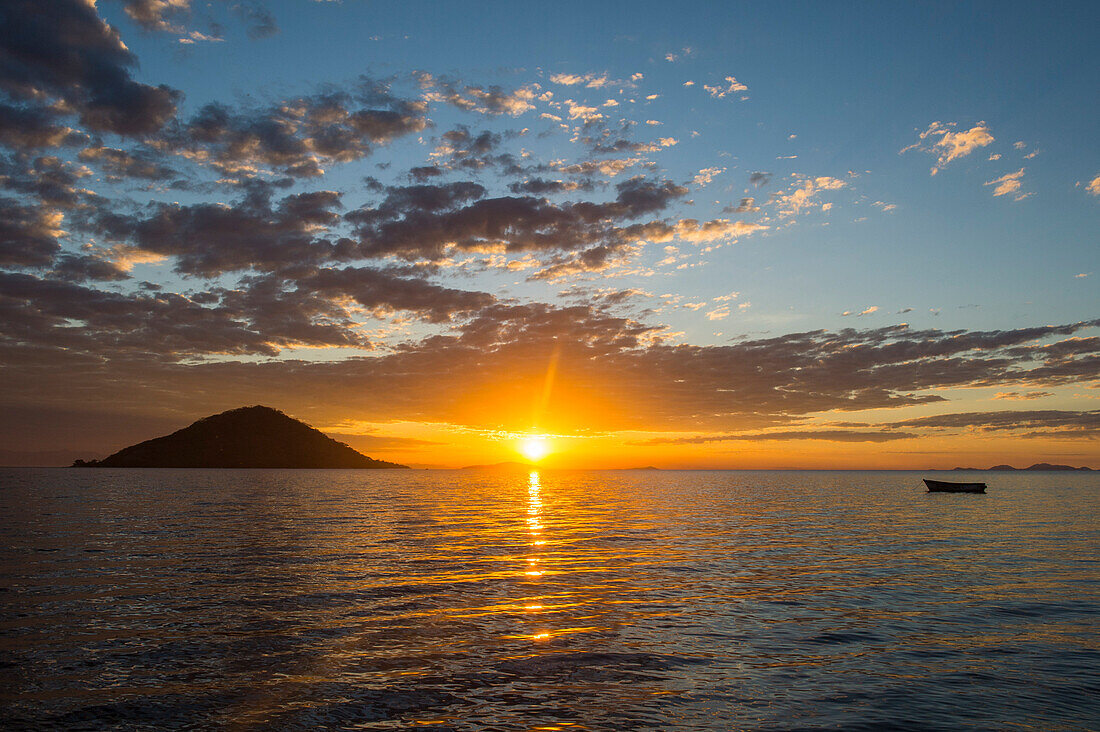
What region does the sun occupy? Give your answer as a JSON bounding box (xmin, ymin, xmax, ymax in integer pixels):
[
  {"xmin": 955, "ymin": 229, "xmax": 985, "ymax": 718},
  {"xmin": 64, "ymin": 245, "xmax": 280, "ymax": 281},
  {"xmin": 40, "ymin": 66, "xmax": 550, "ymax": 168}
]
[{"xmin": 518, "ymin": 435, "xmax": 550, "ymax": 462}]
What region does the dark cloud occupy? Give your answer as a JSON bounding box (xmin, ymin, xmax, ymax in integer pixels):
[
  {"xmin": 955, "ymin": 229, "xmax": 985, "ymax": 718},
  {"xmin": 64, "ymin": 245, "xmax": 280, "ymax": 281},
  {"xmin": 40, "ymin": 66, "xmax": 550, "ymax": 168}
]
[
  {"xmin": 0, "ymin": 103, "xmax": 87, "ymax": 150},
  {"xmin": 86, "ymin": 186, "xmax": 351, "ymax": 276},
  {"xmin": 749, "ymin": 171, "xmax": 771, "ymax": 187},
  {"xmin": 0, "ymin": 270, "xmax": 278, "ymax": 356},
  {"xmin": 0, "ymin": 155, "xmax": 91, "ymax": 208},
  {"xmin": 0, "ymin": 197, "xmax": 63, "ymax": 267},
  {"xmin": 0, "ymin": 0, "xmax": 179, "ymax": 136},
  {"xmin": 882, "ymin": 410, "xmax": 1100, "ymax": 437},
  {"xmin": 78, "ymin": 145, "xmax": 177, "ymax": 181},
  {"xmin": 723, "ymin": 197, "xmax": 759, "ymax": 214},
  {"xmin": 1, "ymin": 300, "xmax": 1098, "ymax": 439},
  {"xmin": 347, "ymin": 176, "xmax": 689, "ymax": 261},
  {"xmin": 231, "ymin": 0, "xmax": 278, "ymax": 39},
  {"xmin": 429, "ymin": 125, "xmax": 537, "ymax": 175},
  {"xmin": 50, "ymin": 253, "xmax": 131, "ymax": 282},
  {"xmin": 631, "ymin": 430, "xmax": 919, "ymax": 445},
  {"xmin": 175, "ymin": 89, "xmax": 427, "ymax": 178},
  {"xmin": 408, "ymin": 165, "xmax": 444, "ymax": 181},
  {"xmin": 508, "ymin": 178, "xmax": 594, "ymax": 195},
  {"xmin": 302, "ymin": 266, "xmax": 495, "ymax": 323}
]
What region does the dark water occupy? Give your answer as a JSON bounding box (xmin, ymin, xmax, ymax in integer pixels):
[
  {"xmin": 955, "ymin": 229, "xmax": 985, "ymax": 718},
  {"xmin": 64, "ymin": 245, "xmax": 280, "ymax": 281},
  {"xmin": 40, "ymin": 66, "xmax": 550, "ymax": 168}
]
[{"xmin": 2, "ymin": 468, "xmax": 1098, "ymax": 730}]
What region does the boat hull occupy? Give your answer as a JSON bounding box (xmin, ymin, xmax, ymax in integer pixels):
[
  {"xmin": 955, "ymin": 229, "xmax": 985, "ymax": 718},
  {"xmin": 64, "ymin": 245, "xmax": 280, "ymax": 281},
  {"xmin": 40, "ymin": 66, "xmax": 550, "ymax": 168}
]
[{"xmin": 924, "ymin": 478, "xmax": 986, "ymax": 493}]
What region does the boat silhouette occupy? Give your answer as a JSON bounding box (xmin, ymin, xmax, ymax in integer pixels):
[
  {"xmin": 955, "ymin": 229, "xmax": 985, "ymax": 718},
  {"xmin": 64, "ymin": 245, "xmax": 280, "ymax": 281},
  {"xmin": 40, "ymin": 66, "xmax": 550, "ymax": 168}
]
[{"xmin": 924, "ymin": 478, "xmax": 986, "ymax": 494}]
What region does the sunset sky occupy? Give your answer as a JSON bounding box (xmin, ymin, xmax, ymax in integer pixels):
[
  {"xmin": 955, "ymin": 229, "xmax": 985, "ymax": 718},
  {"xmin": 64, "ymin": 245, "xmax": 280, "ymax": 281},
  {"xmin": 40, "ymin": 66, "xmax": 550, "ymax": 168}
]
[{"xmin": 1, "ymin": 0, "xmax": 1097, "ymax": 468}]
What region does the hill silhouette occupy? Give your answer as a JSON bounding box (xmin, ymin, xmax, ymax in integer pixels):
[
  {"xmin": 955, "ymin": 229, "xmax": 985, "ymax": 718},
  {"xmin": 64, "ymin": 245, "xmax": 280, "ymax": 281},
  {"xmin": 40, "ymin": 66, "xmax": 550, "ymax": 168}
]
[
  {"xmin": 72, "ymin": 406, "xmax": 409, "ymax": 469},
  {"xmin": 952, "ymin": 462, "xmax": 1093, "ymax": 471}
]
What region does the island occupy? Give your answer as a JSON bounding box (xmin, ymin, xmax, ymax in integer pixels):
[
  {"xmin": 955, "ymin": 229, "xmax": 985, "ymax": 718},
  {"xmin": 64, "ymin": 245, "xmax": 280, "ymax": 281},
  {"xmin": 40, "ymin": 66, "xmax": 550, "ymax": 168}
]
[
  {"xmin": 951, "ymin": 463, "xmax": 1094, "ymax": 471},
  {"xmin": 71, "ymin": 406, "xmax": 409, "ymax": 469}
]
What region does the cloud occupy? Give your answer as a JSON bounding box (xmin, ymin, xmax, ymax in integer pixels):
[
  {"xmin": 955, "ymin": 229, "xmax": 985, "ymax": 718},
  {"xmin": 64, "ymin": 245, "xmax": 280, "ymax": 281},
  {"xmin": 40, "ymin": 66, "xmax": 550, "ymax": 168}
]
[
  {"xmin": 347, "ymin": 176, "xmax": 689, "ymax": 261},
  {"xmin": 0, "ymin": 155, "xmax": 93, "ymax": 208},
  {"xmin": 549, "ymin": 73, "xmax": 611, "ymax": 88},
  {"xmin": 78, "ymin": 145, "xmax": 177, "ymax": 181},
  {"xmin": 1087, "ymin": 175, "xmax": 1100, "ymax": 196},
  {"xmin": 670, "ymin": 219, "xmax": 767, "ymax": 243},
  {"xmin": 0, "ymin": 0, "xmax": 180, "ymax": 136},
  {"xmin": 749, "ymin": 171, "xmax": 771, "ymax": 187},
  {"xmin": 172, "ymin": 87, "xmax": 428, "ymax": 178},
  {"xmin": 0, "ymin": 104, "xmax": 87, "ymax": 150},
  {"xmin": 772, "ymin": 175, "xmax": 846, "ymax": 216},
  {"xmin": 985, "ymin": 168, "xmax": 1026, "ymax": 198},
  {"xmin": 420, "ymin": 75, "xmax": 539, "ymax": 116},
  {"xmin": 880, "ymin": 410, "xmax": 1100, "ymax": 438},
  {"xmin": 0, "ymin": 198, "xmax": 66, "ymax": 267},
  {"xmin": 722, "ymin": 197, "xmax": 759, "ymax": 214},
  {"xmin": 705, "ymin": 307, "xmax": 729, "ymax": 321},
  {"xmin": 692, "ymin": 167, "xmax": 724, "ymax": 186},
  {"xmin": 121, "ymin": 0, "xmax": 193, "ymax": 32},
  {"xmin": 632, "ymin": 430, "xmax": 917, "ymax": 445},
  {"xmin": 993, "ymin": 391, "xmax": 1053, "ymax": 401},
  {"xmin": 565, "ymin": 101, "xmax": 603, "ymax": 124},
  {"xmin": 85, "ymin": 187, "xmax": 351, "ymax": 276},
  {"xmin": 703, "ymin": 76, "xmax": 748, "ymax": 99},
  {"xmin": 903, "ymin": 121, "xmax": 994, "ymax": 174},
  {"xmin": 552, "ymin": 157, "xmax": 641, "ymax": 177}
]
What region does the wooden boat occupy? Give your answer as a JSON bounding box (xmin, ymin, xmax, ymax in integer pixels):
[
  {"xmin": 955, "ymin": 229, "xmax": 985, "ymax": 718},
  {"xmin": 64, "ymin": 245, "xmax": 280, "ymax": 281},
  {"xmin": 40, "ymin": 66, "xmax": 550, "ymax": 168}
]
[{"xmin": 924, "ymin": 478, "xmax": 986, "ymax": 493}]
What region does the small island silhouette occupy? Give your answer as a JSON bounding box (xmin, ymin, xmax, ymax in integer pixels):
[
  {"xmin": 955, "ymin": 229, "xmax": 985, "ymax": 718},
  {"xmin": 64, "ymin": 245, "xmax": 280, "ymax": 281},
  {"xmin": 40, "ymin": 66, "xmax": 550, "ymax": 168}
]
[
  {"xmin": 951, "ymin": 463, "xmax": 1093, "ymax": 472},
  {"xmin": 72, "ymin": 406, "xmax": 408, "ymax": 469}
]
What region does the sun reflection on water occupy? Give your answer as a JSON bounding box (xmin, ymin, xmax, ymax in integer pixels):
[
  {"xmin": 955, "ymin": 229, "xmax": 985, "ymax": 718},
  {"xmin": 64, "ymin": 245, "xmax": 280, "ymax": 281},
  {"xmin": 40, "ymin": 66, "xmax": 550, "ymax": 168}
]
[{"xmin": 525, "ymin": 471, "xmax": 548, "ymax": 637}]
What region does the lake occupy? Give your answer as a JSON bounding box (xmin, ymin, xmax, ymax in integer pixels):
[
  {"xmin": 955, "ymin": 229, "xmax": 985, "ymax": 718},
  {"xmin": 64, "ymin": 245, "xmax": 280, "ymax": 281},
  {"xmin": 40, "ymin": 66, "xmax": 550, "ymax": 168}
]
[{"xmin": 2, "ymin": 468, "xmax": 1098, "ymax": 730}]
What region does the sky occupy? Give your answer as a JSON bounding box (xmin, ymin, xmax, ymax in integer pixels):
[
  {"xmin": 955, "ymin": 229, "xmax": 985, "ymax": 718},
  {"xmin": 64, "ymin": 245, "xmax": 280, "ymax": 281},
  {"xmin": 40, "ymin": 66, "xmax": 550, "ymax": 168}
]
[{"xmin": 0, "ymin": 0, "xmax": 1097, "ymax": 469}]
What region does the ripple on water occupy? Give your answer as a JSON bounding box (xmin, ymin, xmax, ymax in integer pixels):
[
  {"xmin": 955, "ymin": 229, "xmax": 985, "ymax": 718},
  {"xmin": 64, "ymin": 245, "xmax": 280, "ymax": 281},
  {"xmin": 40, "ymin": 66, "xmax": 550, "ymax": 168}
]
[{"xmin": 1, "ymin": 467, "xmax": 1098, "ymax": 730}]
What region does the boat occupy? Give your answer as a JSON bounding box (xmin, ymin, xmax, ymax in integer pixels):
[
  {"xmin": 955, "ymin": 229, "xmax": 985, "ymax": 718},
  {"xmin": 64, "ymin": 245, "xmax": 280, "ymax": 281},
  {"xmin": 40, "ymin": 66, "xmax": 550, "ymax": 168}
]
[{"xmin": 924, "ymin": 478, "xmax": 986, "ymax": 493}]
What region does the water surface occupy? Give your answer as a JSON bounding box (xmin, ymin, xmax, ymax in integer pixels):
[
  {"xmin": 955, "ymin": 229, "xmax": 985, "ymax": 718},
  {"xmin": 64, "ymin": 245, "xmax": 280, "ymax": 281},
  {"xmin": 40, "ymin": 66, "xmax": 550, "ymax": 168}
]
[{"xmin": 2, "ymin": 468, "xmax": 1098, "ymax": 730}]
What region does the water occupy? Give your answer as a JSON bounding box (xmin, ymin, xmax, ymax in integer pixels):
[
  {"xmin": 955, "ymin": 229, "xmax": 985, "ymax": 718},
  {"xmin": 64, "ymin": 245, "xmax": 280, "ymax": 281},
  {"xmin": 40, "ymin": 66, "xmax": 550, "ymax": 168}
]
[{"xmin": 2, "ymin": 468, "xmax": 1098, "ymax": 730}]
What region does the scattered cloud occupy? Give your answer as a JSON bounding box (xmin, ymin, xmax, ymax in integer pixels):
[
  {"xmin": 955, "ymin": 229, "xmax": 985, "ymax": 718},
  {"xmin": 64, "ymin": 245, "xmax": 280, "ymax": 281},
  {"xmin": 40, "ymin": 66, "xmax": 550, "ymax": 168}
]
[
  {"xmin": 985, "ymin": 168, "xmax": 1026, "ymax": 198},
  {"xmin": 692, "ymin": 167, "xmax": 724, "ymax": 186},
  {"xmin": 772, "ymin": 175, "xmax": 846, "ymax": 216},
  {"xmin": 549, "ymin": 72, "xmax": 611, "ymax": 88},
  {"xmin": 993, "ymin": 391, "xmax": 1053, "ymax": 401},
  {"xmin": 703, "ymin": 76, "xmax": 749, "ymax": 99},
  {"xmin": 902, "ymin": 121, "xmax": 994, "ymax": 175}
]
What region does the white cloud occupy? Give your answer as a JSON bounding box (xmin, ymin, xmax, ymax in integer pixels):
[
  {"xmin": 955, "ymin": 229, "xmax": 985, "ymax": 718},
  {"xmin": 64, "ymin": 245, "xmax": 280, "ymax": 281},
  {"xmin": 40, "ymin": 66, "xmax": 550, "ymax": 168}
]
[
  {"xmin": 1086, "ymin": 175, "xmax": 1100, "ymax": 196},
  {"xmin": 549, "ymin": 72, "xmax": 611, "ymax": 88},
  {"xmin": 673, "ymin": 218, "xmax": 767, "ymax": 243},
  {"xmin": 565, "ymin": 101, "xmax": 603, "ymax": 123},
  {"xmin": 692, "ymin": 167, "xmax": 724, "ymax": 186},
  {"xmin": 773, "ymin": 175, "xmax": 847, "ymax": 216},
  {"xmin": 703, "ymin": 76, "xmax": 749, "ymax": 99},
  {"xmin": 706, "ymin": 307, "xmax": 730, "ymax": 320},
  {"xmin": 984, "ymin": 168, "xmax": 1025, "ymax": 198},
  {"xmin": 903, "ymin": 121, "xmax": 994, "ymax": 174}
]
